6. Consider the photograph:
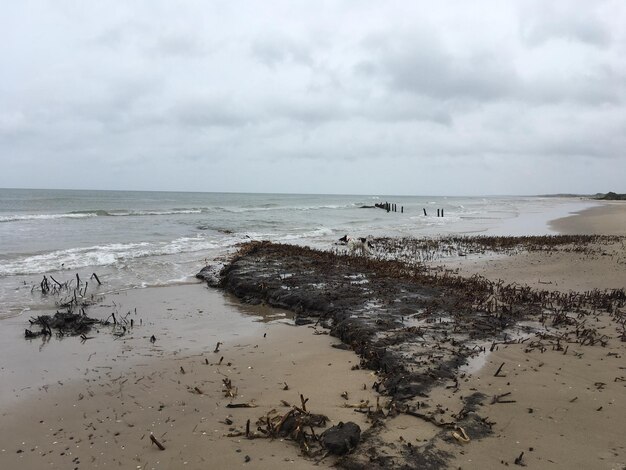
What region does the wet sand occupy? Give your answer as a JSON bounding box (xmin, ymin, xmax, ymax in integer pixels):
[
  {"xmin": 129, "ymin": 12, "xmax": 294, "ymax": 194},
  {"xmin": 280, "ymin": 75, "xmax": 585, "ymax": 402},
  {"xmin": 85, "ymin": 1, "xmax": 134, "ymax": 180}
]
[
  {"xmin": 440, "ymin": 203, "xmax": 626, "ymax": 469},
  {"xmin": 550, "ymin": 201, "xmax": 626, "ymax": 235},
  {"xmin": 1, "ymin": 202, "xmax": 625, "ymax": 469},
  {"xmin": 0, "ymin": 285, "xmax": 379, "ymax": 469}
]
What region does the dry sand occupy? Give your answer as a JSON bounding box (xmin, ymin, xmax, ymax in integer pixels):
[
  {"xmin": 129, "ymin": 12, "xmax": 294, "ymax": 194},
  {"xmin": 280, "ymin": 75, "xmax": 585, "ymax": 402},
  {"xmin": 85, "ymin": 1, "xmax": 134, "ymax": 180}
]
[
  {"xmin": 437, "ymin": 203, "xmax": 626, "ymax": 469},
  {"xmin": 434, "ymin": 202, "xmax": 626, "ymax": 293},
  {"xmin": 1, "ymin": 202, "xmax": 625, "ymax": 470}
]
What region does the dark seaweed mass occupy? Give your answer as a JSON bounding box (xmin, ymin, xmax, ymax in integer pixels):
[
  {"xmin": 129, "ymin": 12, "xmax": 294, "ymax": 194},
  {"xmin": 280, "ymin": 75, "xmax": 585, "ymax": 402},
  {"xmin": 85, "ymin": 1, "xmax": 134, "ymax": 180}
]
[{"xmin": 208, "ymin": 240, "xmax": 625, "ymax": 469}]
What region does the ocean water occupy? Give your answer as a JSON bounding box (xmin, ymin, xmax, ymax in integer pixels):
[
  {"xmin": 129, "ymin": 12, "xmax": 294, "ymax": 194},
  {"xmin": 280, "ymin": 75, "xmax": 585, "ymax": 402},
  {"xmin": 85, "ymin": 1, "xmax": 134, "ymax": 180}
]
[{"xmin": 0, "ymin": 188, "xmax": 594, "ymax": 318}]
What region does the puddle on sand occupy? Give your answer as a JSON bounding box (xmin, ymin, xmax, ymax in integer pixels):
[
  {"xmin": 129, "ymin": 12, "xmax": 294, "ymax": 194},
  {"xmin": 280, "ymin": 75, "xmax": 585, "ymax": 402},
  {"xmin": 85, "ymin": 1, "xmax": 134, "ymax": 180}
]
[{"xmin": 460, "ymin": 320, "xmax": 551, "ymax": 374}]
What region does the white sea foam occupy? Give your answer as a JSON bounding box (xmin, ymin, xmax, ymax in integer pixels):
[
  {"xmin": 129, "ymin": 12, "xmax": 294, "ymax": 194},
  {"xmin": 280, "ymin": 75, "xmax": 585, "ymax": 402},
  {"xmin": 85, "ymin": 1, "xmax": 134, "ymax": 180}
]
[
  {"xmin": 0, "ymin": 213, "xmax": 99, "ymax": 222},
  {"xmin": 278, "ymin": 226, "xmax": 334, "ymax": 240},
  {"xmin": 0, "ymin": 208, "xmax": 206, "ymax": 222},
  {"xmin": 220, "ymin": 204, "xmax": 353, "ymax": 213},
  {"xmin": 244, "ymin": 226, "xmax": 334, "ymax": 242},
  {"xmin": 0, "ymin": 236, "xmax": 223, "ymax": 275},
  {"xmin": 0, "ymin": 190, "xmax": 598, "ymax": 320},
  {"xmin": 110, "ymin": 209, "xmax": 204, "ymax": 216}
]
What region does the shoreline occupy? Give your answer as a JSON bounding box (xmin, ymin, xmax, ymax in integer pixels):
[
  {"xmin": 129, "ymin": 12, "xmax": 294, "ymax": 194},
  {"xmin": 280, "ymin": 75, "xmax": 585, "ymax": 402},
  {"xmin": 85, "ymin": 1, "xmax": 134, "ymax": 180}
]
[
  {"xmin": 550, "ymin": 201, "xmax": 626, "ymax": 235},
  {"xmin": 1, "ymin": 201, "xmax": 625, "ymax": 469},
  {"xmin": 0, "ymin": 284, "xmax": 380, "ymax": 469}
]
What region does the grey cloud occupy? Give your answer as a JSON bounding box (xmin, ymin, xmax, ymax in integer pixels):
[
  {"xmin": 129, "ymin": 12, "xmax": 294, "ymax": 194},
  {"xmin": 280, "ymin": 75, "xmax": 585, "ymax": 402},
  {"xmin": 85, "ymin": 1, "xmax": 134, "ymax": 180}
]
[
  {"xmin": 358, "ymin": 31, "xmax": 623, "ymax": 109},
  {"xmin": 358, "ymin": 35, "xmax": 519, "ymax": 102},
  {"xmin": 150, "ymin": 34, "xmax": 208, "ymax": 58},
  {"xmin": 520, "ymin": 2, "xmax": 612, "ymax": 47},
  {"xmin": 524, "ymin": 65, "xmax": 625, "ymax": 106},
  {"xmin": 1, "ymin": 0, "xmax": 624, "ymax": 195},
  {"xmin": 251, "ymin": 35, "xmax": 313, "ymax": 68},
  {"xmin": 171, "ymin": 97, "xmax": 258, "ymax": 128}
]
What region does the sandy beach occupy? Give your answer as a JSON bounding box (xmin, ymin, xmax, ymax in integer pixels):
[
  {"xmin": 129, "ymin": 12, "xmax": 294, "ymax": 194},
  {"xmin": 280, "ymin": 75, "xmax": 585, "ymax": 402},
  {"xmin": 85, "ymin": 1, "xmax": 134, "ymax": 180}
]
[
  {"xmin": 0, "ymin": 285, "xmax": 381, "ymax": 469},
  {"xmin": 1, "ymin": 202, "xmax": 625, "ymax": 469}
]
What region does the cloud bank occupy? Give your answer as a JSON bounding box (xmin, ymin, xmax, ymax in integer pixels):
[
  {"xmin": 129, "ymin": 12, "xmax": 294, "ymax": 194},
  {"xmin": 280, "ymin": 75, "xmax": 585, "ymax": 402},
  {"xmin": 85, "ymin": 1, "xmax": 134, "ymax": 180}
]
[{"xmin": 1, "ymin": 0, "xmax": 624, "ymax": 195}]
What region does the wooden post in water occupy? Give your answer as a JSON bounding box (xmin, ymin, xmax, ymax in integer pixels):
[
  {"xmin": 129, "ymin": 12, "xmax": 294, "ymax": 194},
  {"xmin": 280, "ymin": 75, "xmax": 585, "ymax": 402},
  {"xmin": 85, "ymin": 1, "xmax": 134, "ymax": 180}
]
[
  {"xmin": 437, "ymin": 209, "xmax": 440, "ymax": 217},
  {"xmin": 401, "ymin": 206, "xmax": 404, "ymax": 213},
  {"xmin": 441, "ymin": 208, "xmax": 444, "ymax": 217},
  {"xmin": 423, "ymin": 208, "xmax": 427, "ymax": 216}
]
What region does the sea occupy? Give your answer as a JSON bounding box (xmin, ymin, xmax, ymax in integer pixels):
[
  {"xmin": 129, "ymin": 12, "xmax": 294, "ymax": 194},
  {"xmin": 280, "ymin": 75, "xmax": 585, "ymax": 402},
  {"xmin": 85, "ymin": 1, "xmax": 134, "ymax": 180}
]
[{"xmin": 0, "ymin": 188, "xmax": 596, "ymax": 319}]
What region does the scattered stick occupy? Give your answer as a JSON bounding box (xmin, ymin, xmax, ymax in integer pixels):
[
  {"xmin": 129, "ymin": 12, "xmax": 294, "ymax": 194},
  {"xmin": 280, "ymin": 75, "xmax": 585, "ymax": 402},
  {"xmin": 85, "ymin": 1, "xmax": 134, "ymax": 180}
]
[
  {"xmin": 491, "ymin": 392, "xmax": 516, "ymax": 404},
  {"xmin": 150, "ymin": 434, "xmax": 165, "ymax": 451},
  {"xmin": 494, "ymin": 362, "xmax": 506, "ymax": 377},
  {"xmin": 300, "ymin": 394, "xmax": 308, "ymax": 412}
]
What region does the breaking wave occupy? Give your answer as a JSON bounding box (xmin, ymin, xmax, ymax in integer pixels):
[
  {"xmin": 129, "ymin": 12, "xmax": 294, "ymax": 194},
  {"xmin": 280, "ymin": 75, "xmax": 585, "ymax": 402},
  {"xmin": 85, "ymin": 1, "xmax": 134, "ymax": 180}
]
[{"xmin": 0, "ymin": 236, "xmax": 227, "ymax": 276}]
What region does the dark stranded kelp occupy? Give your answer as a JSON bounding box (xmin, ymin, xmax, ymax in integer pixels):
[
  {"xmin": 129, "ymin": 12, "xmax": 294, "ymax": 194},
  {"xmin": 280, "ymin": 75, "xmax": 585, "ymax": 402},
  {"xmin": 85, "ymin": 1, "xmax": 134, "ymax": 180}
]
[
  {"xmin": 25, "ymin": 272, "xmax": 129, "ymax": 340},
  {"xmin": 208, "ymin": 239, "xmax": 625, "ymax": 469},
  {"xmin": 367, "ymin": 234, "xmax": 625, "ymax": 264},
  {"xmin": 25, "ymin": 310, "xmax": 101, "ymax": 339}
]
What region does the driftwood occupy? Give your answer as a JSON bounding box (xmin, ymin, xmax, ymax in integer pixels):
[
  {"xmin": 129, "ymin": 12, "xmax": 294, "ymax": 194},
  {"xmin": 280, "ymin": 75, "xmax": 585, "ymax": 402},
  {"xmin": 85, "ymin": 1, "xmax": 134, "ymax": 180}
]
[{"xmin": 150, "ymin": 434, "xmax": 165, "ymax": 451}]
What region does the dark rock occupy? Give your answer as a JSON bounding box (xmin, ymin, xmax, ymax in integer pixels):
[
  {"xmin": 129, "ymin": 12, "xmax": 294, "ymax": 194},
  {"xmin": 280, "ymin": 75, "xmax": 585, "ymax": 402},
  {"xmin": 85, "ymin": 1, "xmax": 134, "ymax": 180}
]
[
  {"xmin": 195, "ymin": 265, "xmax": 220, "ymax": 287},
  {"xmin": 331, "ymin": 343, "xmax": 351, "ymax": 350},
  {"xmin": 320, "ymin": 421, "xmax": 361, "ymax": 455}
]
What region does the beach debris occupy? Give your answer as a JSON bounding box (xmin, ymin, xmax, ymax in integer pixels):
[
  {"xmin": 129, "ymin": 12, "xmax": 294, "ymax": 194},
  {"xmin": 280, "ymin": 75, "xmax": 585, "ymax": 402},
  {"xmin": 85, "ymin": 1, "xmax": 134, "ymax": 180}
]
[
  {"xmin": 343, "ymin": 399, "xmax": 370, "ymax": 409},
  {"xmin": 452, "ymin": 426, "xmax": 470, "ymax": 444},
  {"xmin": 300, "ymin": 394, "xmax": 308, "ymax": 412},
  {"xmin": 195, "ymin": 265, "xmax": 221, "ymax": 287},
  {"xmin": 226, "ymin": 402, "xmax": 257, "ymax": 408},
  {"xmin": 221, "ymin": 395, "xmax": 332, "ymax": 457},
  {"xmin": 25, "ymin": 311, "xmax": 101, "ymax": 338},
  {"xmin": 207, "ymin": 238, "xmax": 625, "ymax": 468},
  {"xmin": 492, "ymin": 392, "xmax": 516, "ymax": 404},
  {"xmin": 214, "ymin": 342, "xmax": 222, "ymax": 353},
  {"xmin": 90, "ymin": 272, "xmax": 102, "ymax": 285},
  {"xmin": 149, "ymin": 434, "xmax": 166, "ymax": 451},
  {"xmin": 514, "ymin": 451, "xmax": 526, "ymax": 466},
  {"xmin": 319, "ymin": 422, "xmax": 361, "ymax": 455},
  {"xmin": 222, "ymin": 378, "xmax": 237, "ymax": 398},
  {"xmin": 150, "ymin": 335, "xmax": 156, "ymax": 343}
]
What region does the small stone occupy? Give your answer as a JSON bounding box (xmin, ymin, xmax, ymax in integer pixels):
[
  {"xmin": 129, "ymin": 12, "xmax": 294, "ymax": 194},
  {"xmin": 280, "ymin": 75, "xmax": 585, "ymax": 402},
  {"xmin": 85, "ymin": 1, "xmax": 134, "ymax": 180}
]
[{"xmin": 320, "ymin": 422, "xmax": 361, "ymax": 455}]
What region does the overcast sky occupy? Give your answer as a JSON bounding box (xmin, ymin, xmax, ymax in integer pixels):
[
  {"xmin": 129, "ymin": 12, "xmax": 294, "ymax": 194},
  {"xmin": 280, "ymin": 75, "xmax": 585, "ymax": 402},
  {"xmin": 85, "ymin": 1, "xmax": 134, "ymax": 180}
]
[{"xmin": 1, "ymin": 1, "xmax": 624, "ymax": 195}]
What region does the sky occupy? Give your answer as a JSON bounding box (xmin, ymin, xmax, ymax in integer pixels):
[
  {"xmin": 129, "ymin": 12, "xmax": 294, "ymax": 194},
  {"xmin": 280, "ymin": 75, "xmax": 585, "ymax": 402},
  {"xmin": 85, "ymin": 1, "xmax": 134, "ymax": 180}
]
[{"xmin": 0, "ymin": 0, "xmax": 624, "ymax": 196}]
